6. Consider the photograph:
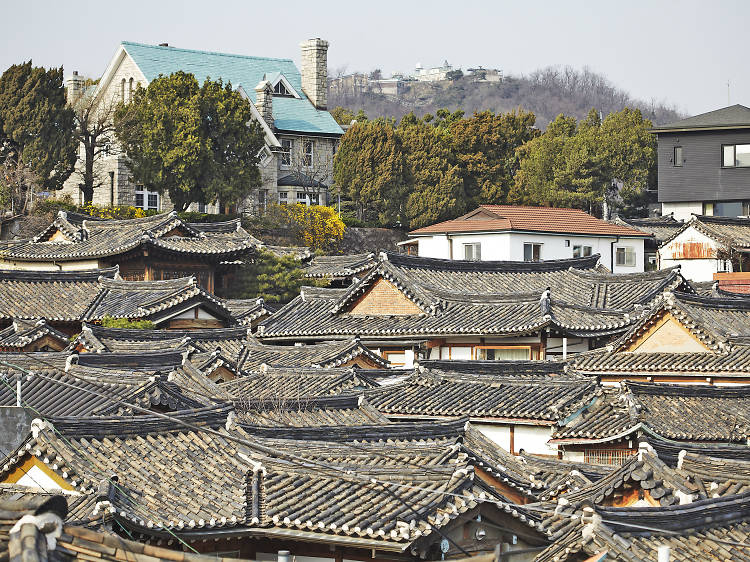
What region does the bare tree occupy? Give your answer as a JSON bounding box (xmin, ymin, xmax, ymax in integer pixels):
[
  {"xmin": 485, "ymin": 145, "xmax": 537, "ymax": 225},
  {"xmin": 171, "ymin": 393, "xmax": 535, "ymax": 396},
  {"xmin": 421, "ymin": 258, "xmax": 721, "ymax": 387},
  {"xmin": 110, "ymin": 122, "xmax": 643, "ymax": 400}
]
[
  {"xmin": 0, "ymin": 154, "xmax": 41, "ymax": 215},
  {"xmin": 68, "ymin": 89, "xmax": 121, "ymax": 204}
]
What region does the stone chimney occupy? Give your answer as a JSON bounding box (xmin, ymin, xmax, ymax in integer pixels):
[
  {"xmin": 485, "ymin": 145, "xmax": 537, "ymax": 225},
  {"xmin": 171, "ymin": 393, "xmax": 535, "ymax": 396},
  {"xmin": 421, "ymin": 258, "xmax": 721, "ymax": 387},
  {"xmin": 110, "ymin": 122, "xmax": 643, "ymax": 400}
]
[
  {"xmin": 66, "ymin": 70, "xmax": 85, "ymax": 104},
  {"xmin": 254, "ymin": 80, "xmax": 274, "ymax": 129},
  {"xmin": 299, "ymin": 38, "xmax": 329, "ymax": 110}
]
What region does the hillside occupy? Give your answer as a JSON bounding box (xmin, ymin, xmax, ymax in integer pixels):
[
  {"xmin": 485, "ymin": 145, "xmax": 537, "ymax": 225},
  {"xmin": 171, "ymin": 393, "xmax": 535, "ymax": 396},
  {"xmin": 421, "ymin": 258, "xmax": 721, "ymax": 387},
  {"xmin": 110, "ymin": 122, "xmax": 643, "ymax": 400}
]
[{"xmin": 329, "ymin": 66, "xmax": 682, "ymax": 127}]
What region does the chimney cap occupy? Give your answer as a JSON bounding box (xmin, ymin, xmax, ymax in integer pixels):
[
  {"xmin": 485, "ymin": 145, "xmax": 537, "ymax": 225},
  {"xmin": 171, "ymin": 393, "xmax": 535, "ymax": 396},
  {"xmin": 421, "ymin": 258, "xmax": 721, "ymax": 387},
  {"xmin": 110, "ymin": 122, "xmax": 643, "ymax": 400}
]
[
  {"xmin": 158, "ymin": 42, "xmax": 169, "ymax": 47},
  {"xmin": 72, "ymin": 70, "xmax": 79, "ymax": 76}
]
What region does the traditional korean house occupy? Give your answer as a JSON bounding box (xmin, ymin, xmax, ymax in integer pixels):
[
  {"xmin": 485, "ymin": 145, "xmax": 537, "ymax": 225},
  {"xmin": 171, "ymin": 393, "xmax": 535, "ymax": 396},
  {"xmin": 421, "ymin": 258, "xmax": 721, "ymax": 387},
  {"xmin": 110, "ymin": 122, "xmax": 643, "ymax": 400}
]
[
  {"xmin": 550, "ymin": 382, "xmax": 750, "ymax": 464},
  {"xmin": 0, "ymin": 319, "xmax": 69, "ymax": 352},
  {"xmin": 615, "ymin": 215, "xmax": 683, "ymax": 270},
  {"xmin": 224, "ymin": 298, "xmax": 274, "ymax": 328},
  {"xmin": 570, "ymin": 290, "xmax": 750, "ymax": 384},
  {"xmin": 234, "ymin": 395, "xmax": 388, "ymax": 427},
  {"xmin": 0, "ymin": 495, "xmax": 241, "ymax": 562},
  {"xmin": 0, "ymin": 412, "xmax": 550, "ymax": 561},
  {"xmin": 303, "ymin": 253, "xmax": 377, "ymax": 287},
  {"xmin": 222, "ymin": 367, "xmax": 380, "ymax": 399},
  {"xmin": 364, "ymin": 360, "xmax": 597, "ymax": 457},
  {"xmin": 259, "ymin": 252, "xmax": 690, "ymax": 368},
  {"xmin": 0, "ymin": 211, "xmax": 259, "ymax": 295},
  {"xmin": 536, "ymin": 492, "xmax": 750, "ymax": 561},
  {"xmin": 0, "ymin": 268, "xmax": 235, "ymax": 334}
]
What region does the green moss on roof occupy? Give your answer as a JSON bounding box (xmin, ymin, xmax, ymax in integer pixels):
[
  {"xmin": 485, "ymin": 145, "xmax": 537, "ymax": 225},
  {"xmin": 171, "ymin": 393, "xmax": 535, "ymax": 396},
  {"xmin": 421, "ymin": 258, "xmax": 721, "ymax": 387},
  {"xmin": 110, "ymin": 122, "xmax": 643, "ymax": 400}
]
[{"xmin": 121, "ymin": 41, "xmax": 343, "ymax": 136}]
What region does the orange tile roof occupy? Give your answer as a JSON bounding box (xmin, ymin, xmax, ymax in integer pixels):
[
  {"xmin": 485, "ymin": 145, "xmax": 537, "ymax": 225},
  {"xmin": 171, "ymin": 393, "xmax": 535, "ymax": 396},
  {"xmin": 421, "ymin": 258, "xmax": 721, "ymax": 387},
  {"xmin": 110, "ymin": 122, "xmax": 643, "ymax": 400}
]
[{"xmin": 410, "ymin": 205, "xmax": 649, "ymax": 237}]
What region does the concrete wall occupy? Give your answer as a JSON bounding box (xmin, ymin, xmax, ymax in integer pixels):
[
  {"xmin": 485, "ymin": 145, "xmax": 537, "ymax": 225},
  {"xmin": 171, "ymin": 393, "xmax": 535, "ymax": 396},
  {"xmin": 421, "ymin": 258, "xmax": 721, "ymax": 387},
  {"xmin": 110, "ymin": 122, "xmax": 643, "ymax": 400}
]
[
  {"xmin": 0, "ymin": 407, "xmax": 33, "ymax": 455},
  {"xmin": 659, "ymin": 226, "xmax": 727, "ymax": 281},
  {"xmin": 661, "ymin": 201, "xmax": 703, "ymax": 221}
]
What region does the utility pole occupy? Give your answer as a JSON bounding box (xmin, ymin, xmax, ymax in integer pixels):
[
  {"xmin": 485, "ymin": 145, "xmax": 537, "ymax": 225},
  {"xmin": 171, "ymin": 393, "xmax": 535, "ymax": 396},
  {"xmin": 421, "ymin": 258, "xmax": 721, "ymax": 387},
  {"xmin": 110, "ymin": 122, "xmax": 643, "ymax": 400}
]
[{"xmin": 728, "ymin": 80, "xmax": 731, "ymax": 105}]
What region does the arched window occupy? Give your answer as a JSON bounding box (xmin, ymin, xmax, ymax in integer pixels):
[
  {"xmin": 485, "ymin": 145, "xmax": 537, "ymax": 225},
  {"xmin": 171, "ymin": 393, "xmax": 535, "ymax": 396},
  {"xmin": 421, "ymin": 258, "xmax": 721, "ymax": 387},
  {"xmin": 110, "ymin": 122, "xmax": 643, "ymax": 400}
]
[
  {"xmin": 120, "ymin": 79, "xmax": 126, "ymax": 102},
  {"xmin": 128, "ymin": 77, "xmax": 134, "ymax": 102}
]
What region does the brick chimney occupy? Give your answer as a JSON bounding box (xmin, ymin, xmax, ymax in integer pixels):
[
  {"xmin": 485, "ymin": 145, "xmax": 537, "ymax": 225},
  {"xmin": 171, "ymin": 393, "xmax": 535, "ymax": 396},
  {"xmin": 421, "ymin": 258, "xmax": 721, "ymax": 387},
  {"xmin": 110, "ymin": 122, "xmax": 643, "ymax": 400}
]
[
  {"xmin": 254, "ymin": 80, "xmax": 274, "ymax": 129},
  {"xmin": 299, "ymin": 38, "xmax": 329, "ymax": 110},
  {"xmin": 66, "ymin": 70, "xmax": 85, "ymax": 104}
]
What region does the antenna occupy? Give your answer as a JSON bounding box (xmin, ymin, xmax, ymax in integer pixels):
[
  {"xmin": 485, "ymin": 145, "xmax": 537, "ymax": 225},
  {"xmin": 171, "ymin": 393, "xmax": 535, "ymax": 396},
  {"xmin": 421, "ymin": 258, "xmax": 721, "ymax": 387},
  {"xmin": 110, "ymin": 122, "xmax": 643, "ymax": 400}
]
[{"xmin": 728, "ymin": 80, "xmax": 731, "ymax": 105}]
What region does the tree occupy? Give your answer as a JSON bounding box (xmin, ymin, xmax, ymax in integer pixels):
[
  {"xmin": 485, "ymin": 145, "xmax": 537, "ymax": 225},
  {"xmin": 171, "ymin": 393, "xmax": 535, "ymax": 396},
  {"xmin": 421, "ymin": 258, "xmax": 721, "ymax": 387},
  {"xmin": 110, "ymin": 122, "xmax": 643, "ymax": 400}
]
[
  {"xmin": 330, "ymin": 106, "xmax": 368, "ymax": 126},
  {"xmin": 230, "ymin": 249, "xmax": 322, "ymax": 304},
  {"xmin": 0, "ymin": 62, "xmax": 76, "ymax": 213},
  {"xmin": 68, "ymin": 87, "xmax": 120, "ymax": 204},
  {"xmin": 100, "ymin": 316, "xmax": 155, "ymax": 329},
  {"xmin": 397, "ymin": 116, "xmax": 466, "ymax": 228},
  {"xmin": 278, "ymin": 203, "xmax": 346, "ymax": 250},
  {"xmin": 333, "ymin": 120, "xmax": 407, "ymax": 224},
  {"xmin": 447, "ymin": 109, "xmax": 538, "ymax": 205},
  {"xmin": 113, "ymin": 71, "xmax": 265, "ymax": 210}
]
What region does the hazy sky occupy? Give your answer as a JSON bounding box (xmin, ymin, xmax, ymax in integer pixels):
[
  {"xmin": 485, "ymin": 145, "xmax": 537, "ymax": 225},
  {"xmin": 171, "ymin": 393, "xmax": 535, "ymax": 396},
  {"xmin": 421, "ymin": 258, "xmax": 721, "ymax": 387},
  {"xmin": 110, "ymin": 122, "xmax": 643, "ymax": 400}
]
[{"xmin": 3, "ymin": 0, "xmax": 747, "ymax": 116}]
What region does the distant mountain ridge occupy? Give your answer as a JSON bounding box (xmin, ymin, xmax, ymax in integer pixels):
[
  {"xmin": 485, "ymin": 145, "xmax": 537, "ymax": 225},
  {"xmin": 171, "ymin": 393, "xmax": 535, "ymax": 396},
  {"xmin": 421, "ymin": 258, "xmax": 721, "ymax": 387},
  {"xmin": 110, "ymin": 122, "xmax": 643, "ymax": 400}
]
[{"xmin": 329, "ymin": 66, "xmax": 683, "ymax": 127}]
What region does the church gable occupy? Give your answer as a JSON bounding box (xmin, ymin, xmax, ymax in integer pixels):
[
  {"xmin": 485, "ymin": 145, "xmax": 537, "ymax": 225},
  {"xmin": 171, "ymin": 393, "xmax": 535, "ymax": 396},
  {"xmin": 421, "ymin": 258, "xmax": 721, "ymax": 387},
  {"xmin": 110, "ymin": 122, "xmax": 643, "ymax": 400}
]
[
  {"xmin": 348, "ymin": 278, "xmax": 423, "ymax": 316},
  {"xmin": 627, "ymin": 312, "xmax": 711, "ymax": 353}
]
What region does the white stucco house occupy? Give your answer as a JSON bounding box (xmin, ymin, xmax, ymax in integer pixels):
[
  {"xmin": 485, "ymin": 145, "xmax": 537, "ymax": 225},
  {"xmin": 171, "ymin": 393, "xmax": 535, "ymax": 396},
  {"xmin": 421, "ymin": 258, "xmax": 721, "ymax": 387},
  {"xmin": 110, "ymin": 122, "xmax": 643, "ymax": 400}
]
[{"xmin": 407, "ymin": 205, "xmax": 650, "ymax": 273}]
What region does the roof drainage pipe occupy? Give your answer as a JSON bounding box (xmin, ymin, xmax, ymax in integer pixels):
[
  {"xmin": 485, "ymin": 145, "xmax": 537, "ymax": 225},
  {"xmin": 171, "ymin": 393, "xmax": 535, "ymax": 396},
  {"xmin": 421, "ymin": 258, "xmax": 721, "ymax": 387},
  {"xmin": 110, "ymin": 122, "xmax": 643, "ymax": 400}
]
[{"xmin": 610, "ymin": 235, "xmax": 620, "ymax": 271}]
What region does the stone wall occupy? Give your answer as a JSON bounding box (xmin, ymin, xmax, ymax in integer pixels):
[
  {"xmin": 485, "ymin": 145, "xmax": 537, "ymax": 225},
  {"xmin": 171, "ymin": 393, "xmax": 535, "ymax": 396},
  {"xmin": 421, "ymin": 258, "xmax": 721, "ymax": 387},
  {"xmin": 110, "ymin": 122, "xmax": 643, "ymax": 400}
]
[
  {"xmin": 300, "ymin": 39, "xmax": 329, "ymax": 109},
  {"xmin": 0, "ymin": 407, "xmax": 33, "ymax": 455}
]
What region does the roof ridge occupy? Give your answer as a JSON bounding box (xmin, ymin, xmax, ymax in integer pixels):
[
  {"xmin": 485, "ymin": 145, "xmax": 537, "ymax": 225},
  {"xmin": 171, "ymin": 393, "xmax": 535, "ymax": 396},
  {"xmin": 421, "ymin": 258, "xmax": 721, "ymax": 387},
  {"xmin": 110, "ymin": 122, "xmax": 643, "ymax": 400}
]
[{"xmin": 122, "ymin": 41, "xmax": 295, "ymax": 64}]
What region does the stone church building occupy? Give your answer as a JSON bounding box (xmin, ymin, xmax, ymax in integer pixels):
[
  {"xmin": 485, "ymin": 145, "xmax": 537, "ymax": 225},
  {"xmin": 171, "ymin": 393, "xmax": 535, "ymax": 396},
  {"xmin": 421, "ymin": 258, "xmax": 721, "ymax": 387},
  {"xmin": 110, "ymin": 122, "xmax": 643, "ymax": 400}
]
[{"xmin": 60, "ymin": 39, "xmax": 343, "ymax": 213}]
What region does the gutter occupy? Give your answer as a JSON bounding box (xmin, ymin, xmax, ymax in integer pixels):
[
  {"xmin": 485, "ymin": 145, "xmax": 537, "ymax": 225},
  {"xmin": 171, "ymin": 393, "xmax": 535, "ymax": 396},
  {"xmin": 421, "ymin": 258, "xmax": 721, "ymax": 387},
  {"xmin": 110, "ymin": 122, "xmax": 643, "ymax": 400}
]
[{"xmin": 610, "ymin": 235, "xmax": 620, "ymax": 271}]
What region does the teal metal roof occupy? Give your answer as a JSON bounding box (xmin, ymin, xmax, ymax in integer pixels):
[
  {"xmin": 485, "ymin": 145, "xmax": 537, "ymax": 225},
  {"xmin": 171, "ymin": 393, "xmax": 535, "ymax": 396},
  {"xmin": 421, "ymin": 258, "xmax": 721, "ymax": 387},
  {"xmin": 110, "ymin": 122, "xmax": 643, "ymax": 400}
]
[{"xmin": 121, "ymin": 41, "xmax": 343, "ymax": 136}]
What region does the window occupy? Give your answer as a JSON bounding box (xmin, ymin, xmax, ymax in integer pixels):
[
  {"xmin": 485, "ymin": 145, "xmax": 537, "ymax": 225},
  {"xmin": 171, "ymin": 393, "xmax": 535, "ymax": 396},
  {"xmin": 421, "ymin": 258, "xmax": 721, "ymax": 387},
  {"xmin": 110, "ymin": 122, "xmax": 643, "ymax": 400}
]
[
  {"xmin": 572, "ymin": 245, "xmax": 592, "ymax": 258},
  {"xmin": 120, "ymin": 78, "xmax": 126, "ymax": 102},
  {"xmin": 564, "ymin": 240, "xmax": 570, "ymax": 247},
  {"xmin": 703, "ymin": 202, "xmax": 714, "ymax": 216},
  {"xmin": 197, "ymin": 202, "xmax": 206, "ymax": 213},
  {"xmin": 297, "ymin": 192, "xmax": 308, "ymax": 204},
  {"xmin": 616, "ymin": 246, "xmax": 636, "ymax": 267},
  {"xmin": 673, "ymin": 146, "xmax": 683, "ymax": 167},
  {"xmin": 463, "ymin": 243, "xmax": 481, "ymax": 261},
  {"xmin": 256, "ymin": 146, "xmax": 272, "ymax": 166},
  {"xmin": 309, "ymin": 192, "xmax": 320, "ymax": 205},
  {"xmin": 475, "ymin": 346, "xmax": 539, "ymax": 360},
  {"xmin": 273, "ymin": 81, "xmax": 290, "ymax": 96},
  {"xmin": 278, "ymin": 191, "xmax": 288, "ymax": 204},
  {"xmin": 128, "ymin": 77, "xmax": 134, "ymax": 102},
  {"xmin": 722, "ymin": 144, "xmax": 750, "ymax": 167},
  {"xmin": 382, "ymin": 350, "xmax": 407, "ymax": 367},
  {"xmin": 585, "ymin": 449, "xmax": 636, "ymax": 466},
  {"xmin": 280, "ymin": 139, "xmax": 292, "ymax": 166},
  {"xmin": 523, "ymin": 243, "xmax": 542, "ymax": 262},
  {"xmin": 135, "ymin": 186, "xmax": 159, "ymax": 211},
  {"xmin": 302, "ymin": 139, "xmax": 313, "ymax": 167}
]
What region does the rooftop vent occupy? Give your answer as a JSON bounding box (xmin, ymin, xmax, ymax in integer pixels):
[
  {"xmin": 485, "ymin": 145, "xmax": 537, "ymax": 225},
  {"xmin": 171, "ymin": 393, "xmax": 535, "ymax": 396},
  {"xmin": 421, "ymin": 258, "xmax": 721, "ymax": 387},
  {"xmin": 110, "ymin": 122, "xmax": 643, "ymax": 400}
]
[{"xmin": 158, "ymin": 42, "xmax": 170, "ymax": 47}]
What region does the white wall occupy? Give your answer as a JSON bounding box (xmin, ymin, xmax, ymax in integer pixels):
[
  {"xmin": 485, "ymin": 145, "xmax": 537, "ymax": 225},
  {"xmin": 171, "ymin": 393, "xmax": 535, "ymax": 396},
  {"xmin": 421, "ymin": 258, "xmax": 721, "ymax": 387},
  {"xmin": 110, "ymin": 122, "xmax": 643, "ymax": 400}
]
[
  {"xmin": 0, "ymin": 259, "xmax": 102, "ymax": 271},
  {"xmin": 659, "ymin": 226, "xmax": 726, "ymax": 282},
  {"xmin": 474, "ymin": 423, "xmax": 556, "ymax": 455},
  {"xmin": 415, "ymin": 232, "xmax": 645, "ymax": 272},
  {"xmin": 662, "ymin": 201, "xmax": 703, "ymax": 221},
  {"xmin": 474, "ymin": 424, "xmax": 511, "ymax": 451}
]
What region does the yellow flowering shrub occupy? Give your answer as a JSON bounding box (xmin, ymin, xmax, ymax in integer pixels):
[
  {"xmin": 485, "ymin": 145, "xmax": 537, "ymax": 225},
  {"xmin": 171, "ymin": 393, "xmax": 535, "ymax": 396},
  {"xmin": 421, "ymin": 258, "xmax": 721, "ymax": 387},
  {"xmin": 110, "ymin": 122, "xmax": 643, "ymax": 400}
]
[
  {"xmin": 79, "ymin": 203, "xmax": 147, "ymax": 219},
  {"xmin": 278, "ymin": 204, "xmax": 345, "ymax": 250}
]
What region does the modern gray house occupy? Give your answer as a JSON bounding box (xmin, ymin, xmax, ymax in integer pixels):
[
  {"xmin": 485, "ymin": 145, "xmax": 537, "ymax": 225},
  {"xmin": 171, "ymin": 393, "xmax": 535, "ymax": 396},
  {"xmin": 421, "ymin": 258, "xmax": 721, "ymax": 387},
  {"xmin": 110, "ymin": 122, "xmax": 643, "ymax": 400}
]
[{"xmin": 652, "ymin": 104, "xmax": 750, "ymax": 220}]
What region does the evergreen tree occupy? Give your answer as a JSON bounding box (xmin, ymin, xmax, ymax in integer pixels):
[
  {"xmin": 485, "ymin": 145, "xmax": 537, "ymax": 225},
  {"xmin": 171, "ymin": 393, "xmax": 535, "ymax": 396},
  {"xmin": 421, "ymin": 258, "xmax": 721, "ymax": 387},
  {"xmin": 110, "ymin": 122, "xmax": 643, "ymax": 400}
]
[{"xmin": 230, "ymin": 249, "xmax": 324, "ymax": 304}]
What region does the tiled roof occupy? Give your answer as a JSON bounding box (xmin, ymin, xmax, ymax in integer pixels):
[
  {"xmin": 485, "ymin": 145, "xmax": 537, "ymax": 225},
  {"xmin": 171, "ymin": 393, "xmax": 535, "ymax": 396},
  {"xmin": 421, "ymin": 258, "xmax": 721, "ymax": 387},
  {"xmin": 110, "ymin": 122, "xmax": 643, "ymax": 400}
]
[
  {"xmin": 410, "ymin": 205, "xmax": 649, "ymax": 237},
  {"xmin": 0, "ymin": 319, "xmax": 69, "ymax": 350},
  {"xmin": 304, "ymin": 253, "xmax": 377, "ymax": 280},
  {"xmin": 236, "ymin": 338, "xmax": 389, "ymax": 370},
  {"xmin": 220, "ymin": 367, "xmax": 379, "ymax": 399},
  {"xmin": 224, "ymin": 298, "xmax": 273, "ymax": 326},
  {"xmin": 553, "ymin": 382, "xmax": 750, "ymax": 444},
  {"xmin": 536, "ymin": 492, "xmax": 750, "ymax": 562},
  {"xmin": 76, "ymin": 324, "xmax": 248, "ymax": 354},
  {"xmin": 613, "ymin": 291, "xmax": 750, "ymax": 352},
  {"xmin": 365, "ymin": 366, "xmax": 597, "ymax": 422},
  {"xmin": 0, "ymin": 268, "xmax": 233, "ymax": 324},
  {"xmin": 646, "ymin": 433, "xmax": 750, "ymax": 465},
  {"xmin": 234, "ymin": 395, "xmax": 388, "ymax": 426},
  {"xmin": 0, "ymin": 495, "xmax": 239, "ymax": 562},
  {"xmin": 261, "ymin": 252, "xmax": 687, "ymax": 342},
  {"xmin": 616, "ymin": 215, "xmax": 683, "ymax": 244},
  {"xmin": 0, "ymin": 211, "xmax": 258, "ymax": 262},
  {"xmin": 652, "ymin": 104, "xmax": 750, "ymax": 131},
  {"xmin": 121, "ymin": 41, "xmax": 344, "ymax": 136},
  {"xmin": 0, "ymin": 414, "xmax": 542, "ymax": 551}
]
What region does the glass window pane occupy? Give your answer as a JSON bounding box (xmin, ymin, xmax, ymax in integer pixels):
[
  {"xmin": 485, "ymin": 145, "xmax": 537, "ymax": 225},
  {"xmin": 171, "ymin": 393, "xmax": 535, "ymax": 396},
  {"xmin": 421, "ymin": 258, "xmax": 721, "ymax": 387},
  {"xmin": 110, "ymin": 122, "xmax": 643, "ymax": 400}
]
[
  {"xmin": 147, "ymin": 193, "xmax": 158, "ymax": 209},
  {"xmin": 723, "ymin": 145, "xmax": 735, "ymax": 167},
  {"xmin": 464, "ymin": 244, "xmax": 473, "ymax": 260},
  {"xmin": 477, "ymin": 347, "xmax": 531, "ymax": 360},
  {"xmin": 674, "ymin": 146, "xmax": 683, "ymax": 167},
  {"xmin": 573, "ymin": 245, "xmax": 581, "ymax": 258},
  {"xmin": 135, "ymin": 193, "xmax": 144, "ymax": 208},
  {"xmin": 736, "ymin": 145, "xmax": 750, "ymax": 167},
  {"xmin": 533, "ymin": 244, "xmax": 541, "ymax": 261},
  {"xmin": 524, "ymin": 243, "xmax": 532, "ymax": 261},
  {"xmin": 583, "ymin": 246, "xmax": 592, "ymax": 257},
  {"xmin": 714, "ymin": 201, "xmax": 743, "ymax": 217}
]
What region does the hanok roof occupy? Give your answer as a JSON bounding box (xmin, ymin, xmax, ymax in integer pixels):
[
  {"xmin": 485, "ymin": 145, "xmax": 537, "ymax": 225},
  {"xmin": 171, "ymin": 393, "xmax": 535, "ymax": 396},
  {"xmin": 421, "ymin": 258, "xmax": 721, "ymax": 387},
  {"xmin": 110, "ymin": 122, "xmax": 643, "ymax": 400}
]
[
  {"xmin": 536, "ymin": 492, "xmax": 750, "ymax": 562},
  {"xmin": 220, "ymin": 367, "xmax": 379, "ymax": 399},
  {"xmin": 0, "ymin": 414, "xmax": 542, "ymax": 552},
  {"xmin": 234, "ymin": 395, "xmax": 388, "ymax": 426},
  {"xmin": 612, "ymin": 291, "xmax": 750, "ymax": 352},
  {"xmin": 236, "ymin": 338, "xmax": 389, "ymax": 370},
  {"xmin": 0, "ymin": 211, "xmax": 258, "ymax": 263},
  {"xmin": 409, "ymin": 205, "xmax": 649, "ymax": 238},
  {"xmin": 224, "ymin": 298, "xmax": 274, "ymax": 326},
  {"xmin": 365, "ymin": 363, "xmax": 596, "ymax": 423},
  {"xmin": 120, "ymin": 41, "xmax": 344, "ymax": 136},
  {"xmin": 0, "ymin": 352, "xmax": 223, "ymax": 417},
  {"xmin": 0, "ymin": 268, "xmax": 232, "ymax": 324},
  {"xmin": 552, "ymin": 382, "xmax": 750, "ymax": 444},
  {"xmin": 0, "ymin": 319, "xmax": 69, "ymax": 351},
  {"xmin": 0, "ymin": 495, "xmax": 238, "ymax": 562},
  {"xmin": 76, "ymin": 324, "xmax": 248, "ymax": 354},
  {"xmin": 660, "ymin": 214, "xmax": 750, "ymax": 249},
  {"xmin": 304, "ymin": 253, "xmax": 377, "ymax": 280},
  {"xmin": 615, "ymin": 215, "xmax": 683, "ymax": 244},
  {"xmin": 651, "ymin": 104, "xmax": 750, "ymax": 132},
  {"xmin": 260, "ymin": 252, "xmax": 686, "ymax": 341}
]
